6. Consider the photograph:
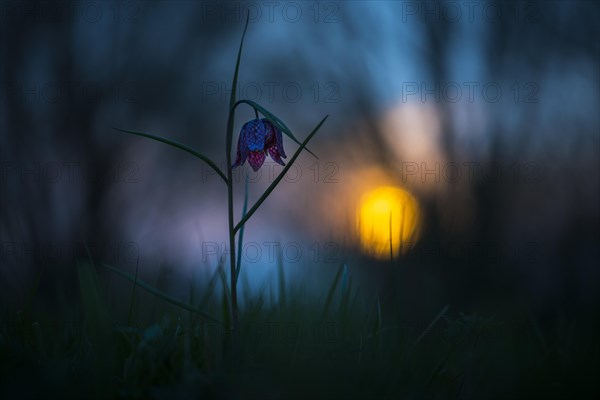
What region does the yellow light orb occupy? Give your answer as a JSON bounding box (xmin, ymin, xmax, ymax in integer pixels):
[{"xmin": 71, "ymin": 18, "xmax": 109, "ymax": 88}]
[{"xmin": 357, "ymin": 186, "xmax": 421, "ymax": 259}]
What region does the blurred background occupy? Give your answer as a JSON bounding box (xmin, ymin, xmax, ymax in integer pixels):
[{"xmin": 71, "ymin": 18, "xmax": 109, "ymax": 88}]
[{"xmin": 1, "ymin": 0, "xmax": 598, "ymax": 324}]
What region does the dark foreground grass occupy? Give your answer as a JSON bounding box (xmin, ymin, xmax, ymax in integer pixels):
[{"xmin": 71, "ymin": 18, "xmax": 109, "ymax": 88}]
[{"xmin": 1, "ymin": 259, "xmax": 599, "ymax": 400}]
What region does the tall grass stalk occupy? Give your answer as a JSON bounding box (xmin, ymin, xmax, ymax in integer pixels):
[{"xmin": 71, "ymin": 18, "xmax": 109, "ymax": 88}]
[{"xmin": 224, "ymin": 12, "xmax": 250, "ymax": 347}]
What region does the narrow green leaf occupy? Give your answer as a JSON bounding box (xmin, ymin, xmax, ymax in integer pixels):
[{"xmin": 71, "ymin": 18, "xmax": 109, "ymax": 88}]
[
  {"xmin": 241, "ymin": 267, "xmax": 252, "ymax": 305},
  {"xmin": 189, "ymin": 268, "xmax": 196, "ymax": 307},
  {"xmin": 127, "ymin": 255, "xmax": 140, "ymax": 326},
  {"xmin": 22, "ymin": 267, "xmax": 43, "ymax": 316},
  {"xmin": 114, "ymin": 127, "xmax": 227, "ymax": 183},
  {"xmin": 101, "ymin": 263, "xmax": 219, "ymax": 323},
  {"xmin": 233, "ymin": 115, "xmax": 328, "ymax": 233},
  {"xmin": 339, "ymin": 275, "xmax": 352, "ymax": 317},
  {"xmin": 77, "ymin": 260, "xmax": 111, "ymax": 328},
  {"xmin": 412, "ymin": 304, "xmax": 450, "ymax": 349},
  {"xmin": 375, "ymin": 295, "xmax": 382, "ymax": 335},
  {"xmin": 235, "ymin": 173, "xmax": 250, "ymax": 282},
  {"xmin": 222, "ymin": 287, "xmax": 231, "ymax": 333},
  {"xmin": 350, "ymin": 287, "xmax": 361, "ymax": 314},
  {"xmin": 80, "ymin": 242, "xmax": 111, "ymax": 327},
  {"xmin": 216, "ymin": 260, "xmax": 232, "ymax": 334},
  {"xmin": 340, "ymin": 264, "xmax": 349, "ymax": 296},
  {"xmin": 277, "ymin": 247, "xmax": 286, "ymax": 307},
  {"xmin": 426, "ymin": 349, "xmax": 454, "ymax": 388},
  {"xmin": 216, "ymin": 261, "xmax": 232, "ymax": 302},
  {"xmin": 199, "ymin": 260, "xmax": 222, "ymax": 310},
  {"xmin": 226, "ymin": 12, "xmax": 250, "ymax": 160},
  {"xmin": 77, "ymin": 259, "xmax": 114, "ymax": 400},
  {"xmin": 322, "ymin": 261, "xmax": 346, "ymax": 318},
  {"xmin": 233, "ymin": 99, "xmax": 318, "ymax": 159}
]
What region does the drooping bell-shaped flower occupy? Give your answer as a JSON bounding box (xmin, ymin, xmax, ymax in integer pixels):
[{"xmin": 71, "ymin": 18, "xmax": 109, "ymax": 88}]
[{"xmin": 232, "ymin": 118, "xmax": 287, "ymax": 171}]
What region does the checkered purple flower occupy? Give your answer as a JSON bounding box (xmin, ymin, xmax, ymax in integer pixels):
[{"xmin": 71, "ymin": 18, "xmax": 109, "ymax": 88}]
[{"xmin": 232, "ymin": 118, "xmax": 287, "ymax": 171}]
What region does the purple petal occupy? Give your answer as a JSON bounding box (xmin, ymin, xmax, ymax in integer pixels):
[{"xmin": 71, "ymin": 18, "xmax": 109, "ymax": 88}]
[
  {"xmin": 231, "ymin": 131, "xmax": 248, "ymax": 168},
  {"xmin": 268, "ymin": 147, "xmax": 286, "ymax": 166},
  {"xmin": 274, "ymin": 125, "xmax": 286, "ymax": 159},
  {"xmin": 262, "ymin": 119, "xmax": 287, "ymax": 159},
  {"xmin": 247, "ymin": 151, "xmax": 266, "ymax": 171},
  {"xmin": 244, "ymin": 119, "xmax": 267, "ymax": 151}
]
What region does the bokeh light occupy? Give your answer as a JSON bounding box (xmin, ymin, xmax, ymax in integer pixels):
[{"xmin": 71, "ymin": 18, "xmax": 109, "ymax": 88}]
[{"xmin": 357, "ymin": 186, "xmax": 421, "ymax": 260}]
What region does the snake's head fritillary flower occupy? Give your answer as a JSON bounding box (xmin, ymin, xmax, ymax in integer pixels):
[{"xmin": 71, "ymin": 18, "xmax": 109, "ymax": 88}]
[{"xmin": 232, "ymin": 118, "xmax": 287, "ymax": 171}]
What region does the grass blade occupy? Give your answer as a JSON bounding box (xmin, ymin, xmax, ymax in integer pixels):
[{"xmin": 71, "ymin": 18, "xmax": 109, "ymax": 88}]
[
  {"xmin": 224, "ymin": 12, "xmax": 250, "ymax": 339},
  {"xmin": 350, "ymin": 286, "xmax": 361, "ymax": 314},
  {"xmin": 235, "ymin": 173, "xmax": 250, "ymax": 281},
  {"xmin": 216, "ymin": 262, "xmax": 232, "ymax": 302},
  {"xmin": 339, "ymin": 276, "xmax": 352, "ymax": 317},
  {"xmin": 234, "ymin": 115, "xmax": 328, "ymax": 233},
  {"xmin": 77, "ymin": 260, "xmax": 114, "ymax": 400},
  {"xmin": 277, "ymin": 247, "xmax": 286, "ymax": 306},
  {"xmin": 77, "ymin": 260, "xmax": 111, "ymax": 328},
  {"xmin": 322, "ymin": 260, "xmax": 346, "ymax": 318},
  {"xmin": 200, "ymin": 257, "xmax": 225, "ymax": 310},
  {"xmin": 411, "ymin": 304, "xmax": 450, "ymax": 350},
  {"xmin": 113, "ymin": 127, "xmax": 227, "ymax": 183},
  {"xmin": 127, "ymin": 255, "xmax": 140, "ymax": 326},
  {"xmin": 340, "ymin": 264, "xmax": 349, "ymax": 297},
  {"xmin": 22, "ymin": 267, "xmax": 43, "ymax": 316},
  {"xmin": 426, "ymin": 349, "xmax": 454, "ymax": 388},
  {"xmin": 226, "ymin": 12, "xmax": 250, "ymax": 158},
  {"xmin": 101, "ymin": 263, "xmax": 219, "ymax": 323},
  {"xmin": 375, "ymin": 295, "xmax": 382, "ymax": 335},
  {"xmin": 216, "ymin": 261, "xmax": 232, "ymax": 336}
]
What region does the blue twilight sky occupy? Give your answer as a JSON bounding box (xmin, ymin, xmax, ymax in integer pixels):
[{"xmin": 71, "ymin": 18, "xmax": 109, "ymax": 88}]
[{"xmin": 1, "ymin": 1, "xmax": 598, "ymax": 301}]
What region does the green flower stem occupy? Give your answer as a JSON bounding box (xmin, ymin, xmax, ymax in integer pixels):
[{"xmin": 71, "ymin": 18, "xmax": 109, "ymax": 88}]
[
  {"xmin": 226, "ymin": 13, "xmax": 250, "ymax": 346},
  {"xmin": 235, "ymin": 173, "xmax": 249, "ymax": 282}
]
